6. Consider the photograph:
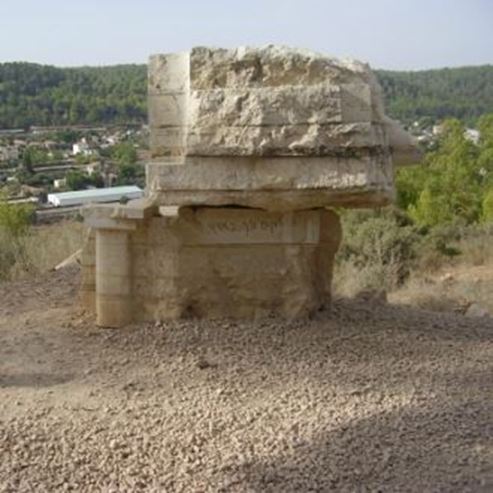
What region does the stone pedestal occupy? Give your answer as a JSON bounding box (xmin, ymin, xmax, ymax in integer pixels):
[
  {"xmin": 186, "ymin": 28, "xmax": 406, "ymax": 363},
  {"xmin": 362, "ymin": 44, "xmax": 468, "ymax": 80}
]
[{"xmin": 81, "ymin": 205, "xmax": 341, "ymax": 326}]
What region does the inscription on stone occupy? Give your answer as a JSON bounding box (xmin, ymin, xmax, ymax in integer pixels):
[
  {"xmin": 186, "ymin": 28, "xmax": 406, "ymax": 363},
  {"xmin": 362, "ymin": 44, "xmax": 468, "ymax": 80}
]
[{"xmin": 207, "ymin": 218, "xmax": 282, "ymax": 236}]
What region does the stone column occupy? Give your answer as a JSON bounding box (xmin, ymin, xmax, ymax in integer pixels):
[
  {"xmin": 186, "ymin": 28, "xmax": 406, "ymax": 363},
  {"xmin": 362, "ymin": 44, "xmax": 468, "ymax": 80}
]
[{"xmin": 95, "ymin": 229, "xmax": 132, "ymax": 327}]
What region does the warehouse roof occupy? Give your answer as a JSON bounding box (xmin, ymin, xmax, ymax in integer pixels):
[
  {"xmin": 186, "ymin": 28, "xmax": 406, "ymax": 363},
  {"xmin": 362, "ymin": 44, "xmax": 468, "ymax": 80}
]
[{"xmin": 48, "ymin": 186, "xmax": 143, "ymax": 202}]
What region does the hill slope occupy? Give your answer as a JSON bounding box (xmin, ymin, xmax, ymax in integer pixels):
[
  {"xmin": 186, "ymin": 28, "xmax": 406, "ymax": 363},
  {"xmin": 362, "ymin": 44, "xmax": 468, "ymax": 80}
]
[
  {"xmin": 379, "ymin": 65, "xmax": 493, "ymax": 124},
  {"xmin": 0, "ymin": 63, "xmax": 147, "ymax": 128},
  {"xmin": 1, "ymin": 62, "xmax": 492, "ymax": 128}
]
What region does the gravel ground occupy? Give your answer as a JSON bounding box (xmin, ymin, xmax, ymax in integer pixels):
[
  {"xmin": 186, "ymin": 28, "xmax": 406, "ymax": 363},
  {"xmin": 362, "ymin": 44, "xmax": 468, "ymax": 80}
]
[{"xmin": 0, "ymin": 267, "xmax": 492, "ymax": 492}]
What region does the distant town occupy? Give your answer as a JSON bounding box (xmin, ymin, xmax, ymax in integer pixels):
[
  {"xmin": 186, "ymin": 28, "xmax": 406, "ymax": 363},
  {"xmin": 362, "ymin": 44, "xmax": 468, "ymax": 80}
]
[{"xmin": 0, "ymin": 124, "xmax": 149, "ymax": 221}]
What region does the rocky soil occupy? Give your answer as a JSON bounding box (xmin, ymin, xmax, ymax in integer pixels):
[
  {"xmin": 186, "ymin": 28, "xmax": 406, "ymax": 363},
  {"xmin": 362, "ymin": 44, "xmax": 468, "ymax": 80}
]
[{"xmin": 0, "ymin": 267, "xmax": 492, "ymax": 492}]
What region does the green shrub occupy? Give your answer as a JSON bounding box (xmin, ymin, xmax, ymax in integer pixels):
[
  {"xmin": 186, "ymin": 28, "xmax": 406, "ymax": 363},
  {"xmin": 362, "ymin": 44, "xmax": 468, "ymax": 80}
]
[
  {"xmin": 0, "ymin": 196, "xmax": 34, "ymax": 279},
  {"xmin": 335, "ymin": 209, "xmax": 419, "ymax": 294},
  {"xmin": 0, "ymin": 196, "xmax": 33, "ymax": 237},
  {"xmin": 482, "ymin": 188, "xmax": 493, "ymax": 223}
]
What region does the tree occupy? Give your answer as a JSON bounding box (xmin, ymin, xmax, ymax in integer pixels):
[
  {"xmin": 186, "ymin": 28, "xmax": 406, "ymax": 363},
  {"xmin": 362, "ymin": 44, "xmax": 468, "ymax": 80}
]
[
  {"xmin": 66, "ymin": 170, "xmax": 90, "ymax": 191},
  {"xmin": 113, "ymin": 142, "xmax": 137, "ymax": 166},
  {"xmin": 116, "ymin": 163, "xmax": 145, "ymax": 187},
  {"xmin": 21, "ymin": 148, "xmax": 34, "ymax": 174},
  {"xmin": 397, "ymin": 118, "xmax": 486, "ymax": 227}
]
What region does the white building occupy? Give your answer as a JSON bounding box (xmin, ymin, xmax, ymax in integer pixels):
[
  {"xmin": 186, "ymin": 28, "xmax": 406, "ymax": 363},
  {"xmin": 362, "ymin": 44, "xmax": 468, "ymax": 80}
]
[
  {"xmin": 72, "ymin": 138, "xmax": 94, "ymax": 157},
  {"xmin": 47, "ymin": 186, "xmax": 144, "ymax": 207},
  {"xmin": 464, "ymin": 128, "xmax": 481, "ymax": 145},
  {"xmin": 53, "ymin": 178, "xmax": 67, "ymax": 189}
]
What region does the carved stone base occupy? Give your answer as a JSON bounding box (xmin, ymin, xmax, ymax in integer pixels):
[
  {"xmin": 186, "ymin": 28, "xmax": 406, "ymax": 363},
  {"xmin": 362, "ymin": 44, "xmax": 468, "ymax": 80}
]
[{"xmin": 81, "ymin": 206, "xmax": 341, "ymax": 327}]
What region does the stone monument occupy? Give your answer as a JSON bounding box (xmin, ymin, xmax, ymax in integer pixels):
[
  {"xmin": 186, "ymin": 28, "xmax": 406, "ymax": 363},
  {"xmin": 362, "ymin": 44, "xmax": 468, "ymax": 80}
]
[{"xmin": 80, "ymin": 46, "xmax": 420, "ymax": 327}]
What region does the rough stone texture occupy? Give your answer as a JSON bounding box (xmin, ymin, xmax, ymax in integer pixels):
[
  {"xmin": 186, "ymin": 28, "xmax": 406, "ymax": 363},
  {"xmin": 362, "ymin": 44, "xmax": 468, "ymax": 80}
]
[
  {"xmin": 82, "ymin": 207, "xmax": 341, "ymax": 322},
  {"xmin": 147, "ymin": 154, "xmax": 393, "ymax": 210},
  {"xmin": 147, "ymin": 45, "xmax": 420, "ymax": 211},
  {"xmin": 148, "ymin": 45, "xmax": 420, "ymax": 168}
]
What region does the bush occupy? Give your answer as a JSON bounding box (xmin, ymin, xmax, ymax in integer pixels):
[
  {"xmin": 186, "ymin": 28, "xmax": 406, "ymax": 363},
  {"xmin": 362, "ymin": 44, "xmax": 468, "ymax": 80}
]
[
  {"xmin": 332, "ymin": 207, "xmax": 492, "ymax": 297},
  {"xmin": 0, "ymin": 198, "xmax": 33, "ymax": 237},
  {"xmin": 482, "ymin": 188, "xmax": 493, "ymax": 223},
  {"xmin": 334, "ymin": 208, "xmax": 419, "ymax": 295},
  {"xmin": 0, "ymin": 196, "xmax": 34, "ymax": 279}
]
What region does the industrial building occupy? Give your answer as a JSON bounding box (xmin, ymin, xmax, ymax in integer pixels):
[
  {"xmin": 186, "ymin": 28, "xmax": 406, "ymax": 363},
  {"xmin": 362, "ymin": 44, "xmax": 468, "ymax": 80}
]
[{"xmin": 47, "ymin": 186, "xmax": 144, "ymax": 207}]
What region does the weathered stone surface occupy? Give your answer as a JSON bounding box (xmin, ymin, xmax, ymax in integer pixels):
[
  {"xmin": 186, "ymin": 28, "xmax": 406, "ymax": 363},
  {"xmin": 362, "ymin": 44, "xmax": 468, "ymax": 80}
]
[
  {"xmin": 149, "ymin": 46, "xmax": 416, "ymax": 173},
  {"xmin": 186, "ymin": 122, "xmax": 387, "ymax": 157},
  {"xmin": 147, "ymin": 154, "xmax": 393, "ymax": 210},
  {"xmin": 187, "ymin": 83, "xmax": 372, "ymax": 127},
  {"xmin": 81, "ymin": 207, "xmax": 342, "ymax": 322},
  {"xmin": 148, "ymin": 52, "xmax": 189, "ymax": 94},
  {"xmin": 188, "ymin": 46, "xmax": 380, "ymax": 91}
]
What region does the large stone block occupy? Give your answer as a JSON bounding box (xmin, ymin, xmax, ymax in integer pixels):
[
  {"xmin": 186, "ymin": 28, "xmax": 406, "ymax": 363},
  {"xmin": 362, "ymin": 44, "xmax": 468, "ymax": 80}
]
[
  {"xmin": 147, "ymin": 154, "xmax": 394, "ymax": 210},
  {"xmin": 80, "ymin": 207, "xmax": 342, "ymax": 323},
  {"xmin": 148, "ymin": 45, "xmax": 421, "ymax": 204}
]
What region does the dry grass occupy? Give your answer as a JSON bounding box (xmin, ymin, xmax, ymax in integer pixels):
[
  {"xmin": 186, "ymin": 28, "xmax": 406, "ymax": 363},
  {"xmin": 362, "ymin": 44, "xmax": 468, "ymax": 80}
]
[
  {"xmin": 456, "ymin": 233, "xmax": 493, "ymax": 267},
  {"xmin": 3, "ymin": 215, "xmax": 492, "ymax": 317},
  {"xmin": 4, "ymin": 220, "xmax": 86, "ymax": 281},
  {"xmin": 390, "ymin": 262, "xmax": 493, "ymax": 314},
  {"xmin": 335, "ymin": 223, "xmax": 493, "ymax": 315},
  {"xmin": 333, "ymin": 256, "xmax": 402, "ymax": 297}
]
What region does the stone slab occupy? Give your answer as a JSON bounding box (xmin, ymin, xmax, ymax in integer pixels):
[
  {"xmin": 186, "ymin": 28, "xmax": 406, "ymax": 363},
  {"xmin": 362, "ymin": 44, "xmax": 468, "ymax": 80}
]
[{"xmin": 146, "ymin": 154, "xmax": 394, "ymax": 210}]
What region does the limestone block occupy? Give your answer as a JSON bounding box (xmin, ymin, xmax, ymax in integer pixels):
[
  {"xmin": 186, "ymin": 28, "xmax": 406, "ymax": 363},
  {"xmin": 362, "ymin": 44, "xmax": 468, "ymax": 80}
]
[
  {"xmin": 83, "ymin": 205, "xmax": 138, "ymax": 231},
  {"xmin": 148, "ymin": 52, "xmax": 189, "ymax": 95},
  {"xmin": 188, "ymin": 46, "xmax": 376, "ymax": 90},
  {"xmin": 148, "ymin": 45, "xmax": 421, "ymax": 203},
  {"xmin": 82, "ymin": 205, "xmax": 342, "ymax": 324},
  {"xmin": 150, "ymin": 127, "xmax": 187, "ymax": 158},
  {"xmin": 147, "ymin": 154, "xmax": 394, "ymax": 210}
]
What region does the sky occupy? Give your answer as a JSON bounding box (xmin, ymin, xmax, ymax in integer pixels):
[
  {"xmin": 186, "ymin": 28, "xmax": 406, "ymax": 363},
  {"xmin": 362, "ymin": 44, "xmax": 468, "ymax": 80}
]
[{"xmin": 0, "ymin": 0, "xmax": 492, "ymax": 70}]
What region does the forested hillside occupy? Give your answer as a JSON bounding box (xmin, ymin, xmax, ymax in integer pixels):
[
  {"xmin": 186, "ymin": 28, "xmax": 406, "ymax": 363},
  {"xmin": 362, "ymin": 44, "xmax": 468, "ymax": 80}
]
[
  {"xmin": 0, "ymin": 63, "xmax": 147, "ymax": 128},
  {"xmin": 378, "ymin": 65, "xmax": 493, "ymax": 125},
  {"xmin": 0, "ymin": 62, "xmax": 492, "ymax": 128}
]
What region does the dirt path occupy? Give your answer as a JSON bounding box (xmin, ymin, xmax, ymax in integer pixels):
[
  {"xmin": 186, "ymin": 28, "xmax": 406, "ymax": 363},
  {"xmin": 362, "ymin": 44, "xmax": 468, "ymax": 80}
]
[{"xmin": 1, "ymin": 267, "xmax": 492, "ymax": 492}]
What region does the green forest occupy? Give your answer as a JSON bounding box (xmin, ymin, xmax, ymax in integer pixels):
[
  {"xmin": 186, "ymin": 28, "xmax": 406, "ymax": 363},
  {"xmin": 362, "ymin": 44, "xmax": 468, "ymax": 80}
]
[
  {"xmin": 378, "ymin": 65, "xmax": 493, "ymax": 125},
  {"xmin": 0, "ymin": 62, "xmax": 492, "ymax": 128},
  {"xmin": 0, "ymin": 63, "xmax": 147, "ymax": 128}
]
